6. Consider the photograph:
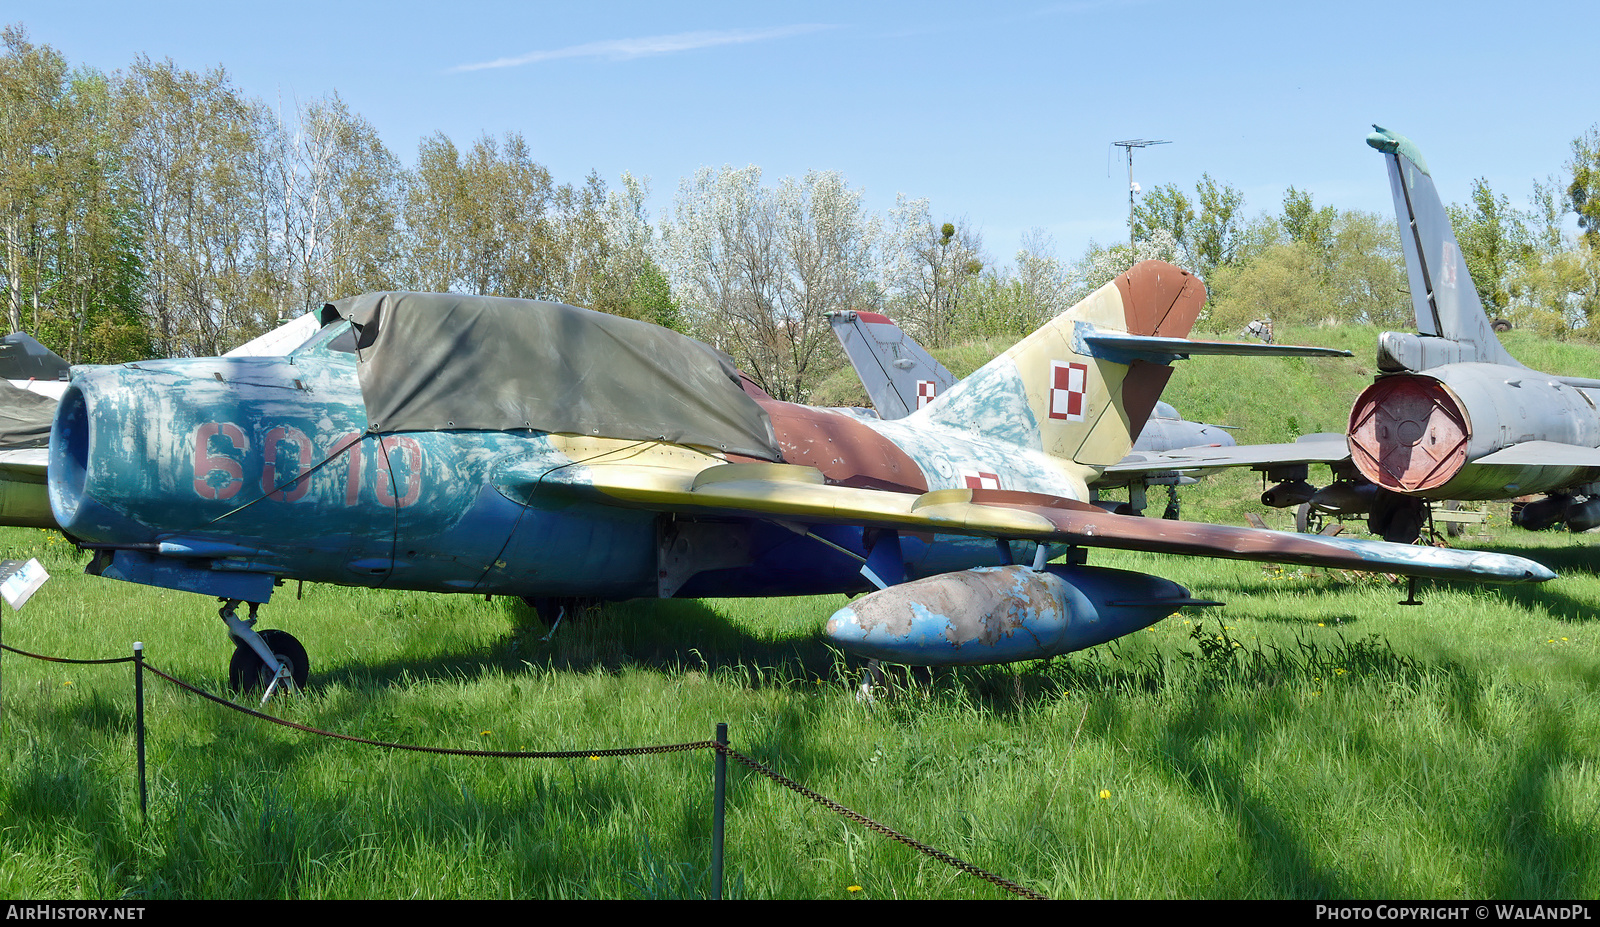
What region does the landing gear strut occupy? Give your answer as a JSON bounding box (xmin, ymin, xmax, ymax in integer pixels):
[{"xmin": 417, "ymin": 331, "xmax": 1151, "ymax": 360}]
[{"xmin": 219, "ymin": 598, "xmax": 307, "ymax": 700}]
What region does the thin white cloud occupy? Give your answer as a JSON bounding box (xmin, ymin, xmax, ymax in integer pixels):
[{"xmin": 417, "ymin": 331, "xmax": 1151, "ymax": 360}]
[{"xmin": 451, "ymin": 24, "xmax": 835, "ymax": 72}]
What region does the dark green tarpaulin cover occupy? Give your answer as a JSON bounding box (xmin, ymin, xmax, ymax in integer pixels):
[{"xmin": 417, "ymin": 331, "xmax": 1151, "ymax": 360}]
[
  {"xmin": 0, "ymin": 379, "xmax": 57, "ymax": 449},
  {"xmin": 323, "ymin": 292, "xmax": 781, "ymax": 461}
]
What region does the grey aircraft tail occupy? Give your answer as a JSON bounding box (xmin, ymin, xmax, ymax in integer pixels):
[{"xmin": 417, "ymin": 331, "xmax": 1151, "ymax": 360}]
[
  {"xmin": 1366, "ymin": 126, "xmax": 1525, "ymax": 372},
  {"xmin": 826, "ymin": 310, "xmax": 957, "ymax": 420}
]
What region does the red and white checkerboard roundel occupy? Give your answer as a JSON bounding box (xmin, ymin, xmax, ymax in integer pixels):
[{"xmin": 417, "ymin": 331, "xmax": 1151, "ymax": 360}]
[
  {"xmin": 960, "ymin": 470, "xmax": 1001, "ymax": 490},
  {"xmin": 1049, "ymin": 360, "xmax": 1088, "ymax": 421},
  {"xmin": 916, "ymin": 380, "xmax": 937, "ymax": 409}
]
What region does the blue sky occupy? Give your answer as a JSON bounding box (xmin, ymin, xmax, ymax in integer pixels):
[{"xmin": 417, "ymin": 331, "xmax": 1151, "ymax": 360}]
[{"xmin": 8, "ymin": 1, "xmax": 1594, "ymax": 267}]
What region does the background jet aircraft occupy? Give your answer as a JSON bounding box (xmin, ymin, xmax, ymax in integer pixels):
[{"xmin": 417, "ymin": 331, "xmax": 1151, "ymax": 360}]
[
  {"xmin": 1348, "ymin": 127, "xmax": 1600, "ymax": 536},
  {"xmin": 1115, "ymin": 129, "xmax": 1600, "ymax": 543},
  {"xmin": 827, "ymin": 308, "xmax": 1249, "ymax": 517},
  {"xmin": 48, "ymin": 263, "xmax": 1551, "ymax": 691}
]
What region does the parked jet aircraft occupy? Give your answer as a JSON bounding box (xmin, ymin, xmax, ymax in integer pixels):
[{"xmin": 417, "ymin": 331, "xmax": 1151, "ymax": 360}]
[
  {"xmin": 0, "ymin": 333, "xmax": 72, "ymax": 528},
  {"xmin": 1349, "ymin": 126, "xmax": 1600, "ymax": 534},
  {"xmin": 47, "ymin": 264, "xmax": 1552, "ymax": 691},
  {"xmin": 1114, "ymin": 128, "xmax": 1600, "ymax": 542}
]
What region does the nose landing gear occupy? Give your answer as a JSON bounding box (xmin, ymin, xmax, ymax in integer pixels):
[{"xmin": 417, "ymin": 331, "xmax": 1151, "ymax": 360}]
[{"xmin": 219, "ymin": 598, "xmax": 308, "ymax": 702}]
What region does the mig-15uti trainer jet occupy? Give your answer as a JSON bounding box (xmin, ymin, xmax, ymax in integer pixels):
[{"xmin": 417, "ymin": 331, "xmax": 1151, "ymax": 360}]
[{"xmin": 47, "ymin": 262, "xmax": 1554, "ymax": 692}]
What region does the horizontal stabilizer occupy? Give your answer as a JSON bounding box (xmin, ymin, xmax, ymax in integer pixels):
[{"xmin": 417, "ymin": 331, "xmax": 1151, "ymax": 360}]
[
  {"xmin": 1082, "ymin": 331, "xmax": 1352, "ymax": 363},
  {"xmin": 1106, "ymin": 433, "xmax": 1350, "ymax": 475},
  {"xmin": 1473, "ymin": 441, "xmax": 1600, "ymax": 468}
]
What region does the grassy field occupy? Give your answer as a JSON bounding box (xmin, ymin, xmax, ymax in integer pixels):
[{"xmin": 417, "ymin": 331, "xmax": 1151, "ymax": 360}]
[{"xmin": 2, "ymin": 324, "xmax": 1598, "ymax": 900}]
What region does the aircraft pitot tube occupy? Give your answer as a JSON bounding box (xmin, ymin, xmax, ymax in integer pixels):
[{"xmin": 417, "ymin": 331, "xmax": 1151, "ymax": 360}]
[{"xmin": 824, "ymin": 564, "xmax": 1206, "ymax": 666}]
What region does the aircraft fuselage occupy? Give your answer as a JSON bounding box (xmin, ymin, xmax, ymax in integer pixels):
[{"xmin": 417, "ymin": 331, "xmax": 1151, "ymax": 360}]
[{"xmin": 48, "ymin": 344, "xmax": 1072, "ymax": 605}]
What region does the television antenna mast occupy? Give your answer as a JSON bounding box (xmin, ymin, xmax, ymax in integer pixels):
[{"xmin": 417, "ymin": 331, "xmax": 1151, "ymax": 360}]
[{"xmin": 1112, "ymin": 139, "xmax": 1171, "ymax": 248}]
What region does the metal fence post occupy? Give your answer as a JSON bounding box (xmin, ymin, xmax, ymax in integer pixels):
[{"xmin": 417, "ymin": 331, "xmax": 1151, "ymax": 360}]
[
  {"xmin": 134, "ymin": 642, "xmax": 146, "ymax": 824},
  {"xmin": 712, "ymin": 721, "xmax": 727, "ymax": 900}
]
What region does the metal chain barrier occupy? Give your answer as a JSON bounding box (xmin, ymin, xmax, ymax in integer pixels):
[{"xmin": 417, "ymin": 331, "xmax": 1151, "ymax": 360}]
[
  {"xmin": 717, "ymin": 744, "xmax": 1048, "ymax": 900},
  {"xmin": 1, "ymin": 642, "xmax": 133, "ymax": 665},
  {"xmin": 142, "ymin": 661, "xmax": 714, "ymax": 759},
  {"xmin": 2, "ymin": 639, "xmax": 1045, "ymax": 899}
]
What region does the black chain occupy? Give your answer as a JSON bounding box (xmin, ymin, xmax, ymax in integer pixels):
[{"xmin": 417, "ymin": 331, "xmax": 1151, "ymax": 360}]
[
  {"xmin": 0, "ymin": 642, "xmax": 133, "ymax": 665},
  {"xmin": 718, "ymin": 745, "xmax": 1048, "ymax": 900},
  {"xmin": 7, "ymin": 648, "xmax": 1045, "ymax": 900}
]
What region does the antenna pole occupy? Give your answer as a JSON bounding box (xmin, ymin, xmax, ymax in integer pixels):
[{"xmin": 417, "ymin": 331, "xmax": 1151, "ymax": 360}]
[{"xmin": 1112, "ymin": 139, "xmax": 1172, "ymax": 249}]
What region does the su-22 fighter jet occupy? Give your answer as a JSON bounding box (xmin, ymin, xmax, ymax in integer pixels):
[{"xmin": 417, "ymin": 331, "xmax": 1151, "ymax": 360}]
[
  {"xmin": 1108, "ymin": 128, "xmax": 1600, "ymax": 542},
  {"xmin": 48, "ymin": 263, "xmax": 1553, "ymax": 690},
  {"xmin": 1348, "ymin": 127, "xmax": 1600, "ymax": 534}
]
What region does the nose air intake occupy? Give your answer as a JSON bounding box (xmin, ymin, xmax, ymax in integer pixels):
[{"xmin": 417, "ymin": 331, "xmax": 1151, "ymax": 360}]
[
  {"xmin": 49, "ymin": 383, "xmax": 92, "ymax": 529},
  {"xmin": 1348, "ymin": 375, "xmax": 1470, "ymax": 492}
]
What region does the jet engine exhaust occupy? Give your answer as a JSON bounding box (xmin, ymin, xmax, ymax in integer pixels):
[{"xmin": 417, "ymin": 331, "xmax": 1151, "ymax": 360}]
[{"xmin": 1348, "ymin": 375, "xmax": 1470, "ymax": 492}]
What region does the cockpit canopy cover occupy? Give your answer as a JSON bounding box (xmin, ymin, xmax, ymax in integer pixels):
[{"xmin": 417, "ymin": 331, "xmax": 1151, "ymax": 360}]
[{"xmin": 322, "ymin": 291, "xmax": 781, "ymax": 460}]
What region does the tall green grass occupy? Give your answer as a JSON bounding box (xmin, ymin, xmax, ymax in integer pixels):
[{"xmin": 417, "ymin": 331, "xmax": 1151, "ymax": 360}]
[
  {"xmin": 5, "ymin": 324, "xmax": 1599, "ymax": 899},
  {"xmin": 1, "ymin": 517, "xmax": 1596, "ymax": 899}
]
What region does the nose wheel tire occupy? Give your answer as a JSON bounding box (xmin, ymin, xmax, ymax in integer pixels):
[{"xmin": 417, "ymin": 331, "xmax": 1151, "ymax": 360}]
[{"xmin": 228, "ymin": 629, "xmax": 309, "ymax": 692}]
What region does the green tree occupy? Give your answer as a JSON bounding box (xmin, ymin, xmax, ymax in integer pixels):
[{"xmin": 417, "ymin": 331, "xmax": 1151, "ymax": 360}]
[
  {"xmin": 1130, "ymin": 183, "xmax": 1194, "ymax": 261},
  {"xmin": 0, "ymin": 24, "xmax": 71, "ymax": 334},
  {"xmin": 1567, "ymin": 124, "xmax": 1600, "ymax": 245},
  {"xmin": 402, "ymin": 132, "xmax": 558, "ymax": 298},
  {"xmin": 1204, "ymin": 241, "xmax": 1321, "ymax": 332},
  {"xmin": 881, "ymin": 198, "xmax": 984, "ymax": 347},
  {"xmin": 270, "ymin": 93, "xmax": 404, "ymax": 315},
  {"xmin": 662, "ymin": 167, "xmax": 879, "ymax": 401},
  {"xmin": 1446, "ymin": 178, "xmax": 1531, "ymax": 315},
  {"xmin": 1325, "ymin": 209, "xmax": 1408, "ymax": 327},
  {"xmin": 115, "ymin": 55, "xmax": 278, "ymax": 356},
  {"xmin": 1192, "ymin": 173, "xmax": 1246, "ymax": 279},
  {"xmin": 1281, "ymin": 185, "xmax": 1336, "ymax": 275},
  {"xmin": 0, "ymin": 26, "xmax": 147, "ymax": 362}
]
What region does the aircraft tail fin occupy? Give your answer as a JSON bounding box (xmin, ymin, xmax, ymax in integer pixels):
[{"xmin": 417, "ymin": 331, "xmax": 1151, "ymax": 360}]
[
  {"xmin": 915, "ymin": 261, "xmax": 1206, "ymax": 468},
  {"xmin": 827, "ymin": 311, "xmax": 956, "ymax": 420},
  {"xmin": 1367, "ymin": 126, "xmax": 1523, "ymax": 370}
]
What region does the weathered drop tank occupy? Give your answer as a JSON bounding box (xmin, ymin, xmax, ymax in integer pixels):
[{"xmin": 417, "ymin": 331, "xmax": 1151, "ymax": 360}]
[{"xmin": 825, "ymin": 564, "xmax": 1204, "ymax": 666}]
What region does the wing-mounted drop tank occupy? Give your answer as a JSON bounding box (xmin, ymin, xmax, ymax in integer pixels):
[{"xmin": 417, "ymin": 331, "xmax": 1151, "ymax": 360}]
[{"xmin": 824, "ymin": 564, "xmax": 1210, "ymax": 666}]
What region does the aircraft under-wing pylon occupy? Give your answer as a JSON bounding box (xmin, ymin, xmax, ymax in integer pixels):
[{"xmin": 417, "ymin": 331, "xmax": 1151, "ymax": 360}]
[{"xmin": 47, "ymin": 263, "xmax": 1553, "ymax": 690}]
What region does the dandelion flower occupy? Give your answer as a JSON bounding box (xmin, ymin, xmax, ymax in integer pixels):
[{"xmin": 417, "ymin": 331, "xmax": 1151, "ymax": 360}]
[
  {"xmin": 847, "ymin": 885, "xmax": 862, "ymax": 893},
  {"xmin": 1099, "ymin": 789, "xmax": 1110, "ymax": 799}
]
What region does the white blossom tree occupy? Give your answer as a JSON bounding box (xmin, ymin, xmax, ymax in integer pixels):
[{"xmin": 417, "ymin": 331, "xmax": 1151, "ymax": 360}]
[{"xmin": 662, "ymin": 166, "xmax": 877, "ymax": 401}]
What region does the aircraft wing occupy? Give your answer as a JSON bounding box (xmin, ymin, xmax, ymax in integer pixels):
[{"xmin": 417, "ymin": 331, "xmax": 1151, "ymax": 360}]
[
  {"xmin": 0, "ymin": 447, "xmax": 48, "ymax": 480},
  {"xmin": 1472, "ymin": 441, "xmax": 1600, "ymax": 468},
  {"xmin": 523, "ymin": 460, "xmax": 1551, "ymax": 584},
  {"xmin": 1104, "ymin": 433, "xmax": 1351, "ymax": 476}
]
